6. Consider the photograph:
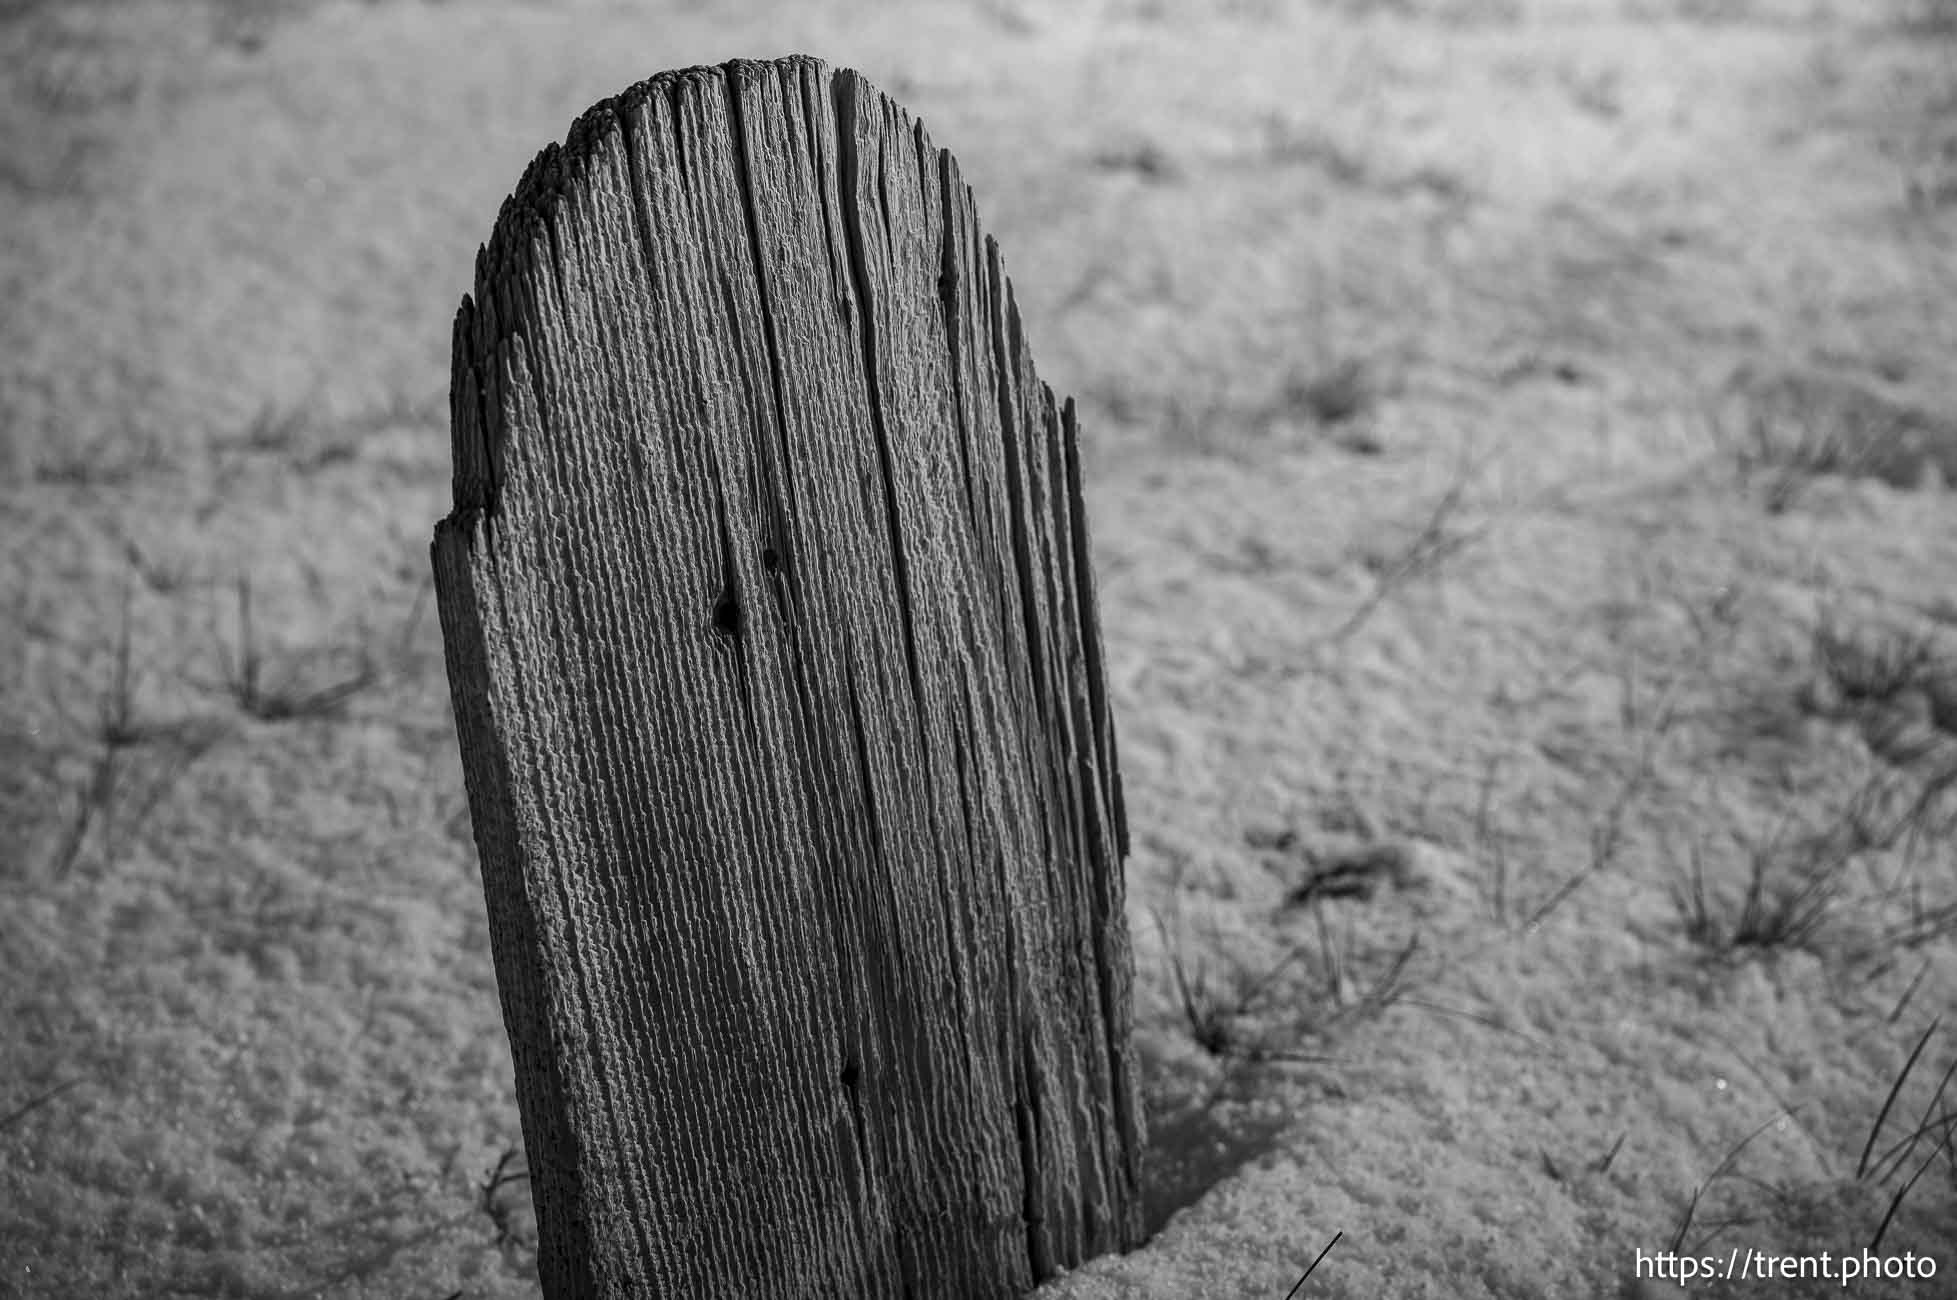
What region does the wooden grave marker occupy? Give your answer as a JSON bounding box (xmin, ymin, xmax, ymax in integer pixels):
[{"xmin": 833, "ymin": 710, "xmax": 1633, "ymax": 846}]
[{"xmin": 432, "ymin": 55, "xmax": 1142, "ymax": 1299}]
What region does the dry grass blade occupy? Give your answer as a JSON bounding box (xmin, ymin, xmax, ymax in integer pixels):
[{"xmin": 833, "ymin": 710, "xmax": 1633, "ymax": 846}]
[
  {"xmin": 395, "ymin": 575, "xmax": 434, "ymax": 674},
  {"xmin": 1281, "ymin": 1229, "xmax": 1343, "ymax": 1300},
  {"xmin": 248, "ymin": 666, "xmax": 377, "ymax": 721},
  {"xmin": 1473, "ymin": 754, "xmax": 1509, "ymax": 924},
  {"xmin": 1661, "ymin": 1191, "xmax": 1697, "ymax": 1254},
  {"xmin": 1859, "ymin": 1031, "xmax": 1957, "ymax": 1254},
  {"xmin": 1666, "ymin": 1110, "xmax": 1788, "ymax": 1255},
  {"xmin": 1667, "ymin": 834, "xmax": 1721, "ymax": 946},
  {"xmin": 1523, "ymin": 787, "xmax": 1637, "ymax": 930},
  {"xmin": 1868, "ymin": 1124, "xmax": 1954, "ymax": 1253},
  {"xmin": 1232, "ymin": 943, "xmax": 1312, "ymax": 1020},
  {"xmin": 1395, "ymin": 995, "xmax": 1546, "ymax": 1051},
  {"xmin": 1330, "ymin": 931, "xmax": 1420, "ymax": 1029},
  {"xmin": 97, "ymin": 576, "xmax": 146, "ymax": 748},
  {"xmin": 119, "ymin": 536, "xmax": 191, "ymax": 594},
  {"xmin": 1323, "ymin": 447, "xmax": 1490, "ymax": 645},
  {"xmin": 1525, "ymin": 650, "xmax": 1693, "ymax": 931},
  {"xmin": 214, "ymin": 575, "xmax": 262, "ymax": 710},
  {"xmin": 48, "ymin": 745, "xmax": 117, "ymax": 879},
  {"xmin": 1884, "ymin": 899, "xmax": 1957, "ymax": 949},
  {"xmin": 44, "ymin": 577, "xmax": 231, "ymax": 879},
  {"xmin": 1862, "ymin": 1077, "xmax": 1957, "ymax": 1188},
  {"xmin": 261, "ymin": 1209, "xmax": 474, "ymax": 1300},
  {"xmin": 1858, "ymin": 1027, "xmax": 1956, "ymax": 1196},
  {"xmin": 0, "ymin": 1077, "xmax": 81, "ymax": 1133},
  {"xmin": 1857, "ymin": 1018, "xmax": 1939, "ymax": 1180},
  {"xmin": 1884, "ymin": 962, "xmax": 1933, "ymax": 1024},
  {"xmin": 47, "ymin": 586, "xmax": 139, "ymax": 876}
]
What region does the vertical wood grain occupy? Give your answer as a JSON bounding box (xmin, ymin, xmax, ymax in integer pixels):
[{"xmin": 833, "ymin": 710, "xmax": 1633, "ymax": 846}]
[{"xmin": 433, "ymin": 55, "xmax": 1141, "ymax": 1299}]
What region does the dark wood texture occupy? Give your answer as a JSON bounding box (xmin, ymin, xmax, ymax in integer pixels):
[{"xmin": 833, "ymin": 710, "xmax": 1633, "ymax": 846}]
[{"xmin": 432, "ymin": 55, "xmax": 1141, "ymax": 1299}]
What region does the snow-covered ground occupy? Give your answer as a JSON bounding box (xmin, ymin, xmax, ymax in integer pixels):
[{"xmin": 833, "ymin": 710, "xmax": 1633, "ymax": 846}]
[{"xmin": 4, "ymin": 1, "xmax": 1955, "ymax": 1296}]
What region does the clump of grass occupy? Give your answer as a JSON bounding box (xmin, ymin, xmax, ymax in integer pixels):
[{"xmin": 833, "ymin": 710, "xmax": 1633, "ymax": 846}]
[
  {"xmin": 1667, "ymin": 835, "xmax": 1725, "ymax": 950},
  {"xmin": 1160, "ymin": 378, "xmax": 1235, "ymax": 455},
  {"xmin": 1808, "ymin": 612, "xmax": 1957, "ymax": 768},
  {"xmin": 208, "ymin": 575, "xmax": 376, "ymax": 722},
  {"xmin": 1714, "ymin": 365, "xmax": 1937, "ymax": 512},
  {"xmin": 1148, "ymin": 898, "xmax": 1419, "ymax": 1071},
  {"xmin": 1667, "ymin": 771, "xmax": 1925, "ymax": 956},
  {"xmin": 1666, "ymin": 826, "xmax": 1848, "ymax": 955},
  {"xmin": 1150, "ymin": 906, "xmax": 1314, "ymax": 1063},
  {"xmin": 57, "ymin": 581, "xmax": 231, "ymax": 879},
  {"xmin": 216, "ymin": 397, "xmax": 316, "ymax": 458},
  {"xmin": 1751, "ymin": 409, "xmax": 1870, "ymax": 513},
  {"xmin": 1279, "ymin": 357, "xmax": 1375, "ymax": 428},
  {"xmin": 1675, "ymin": 731, "xmax": 1957, "ymax": 962},
  {"xmin": 1812, "ymin": 611, "xmax": 1943, "ymax": 707}
]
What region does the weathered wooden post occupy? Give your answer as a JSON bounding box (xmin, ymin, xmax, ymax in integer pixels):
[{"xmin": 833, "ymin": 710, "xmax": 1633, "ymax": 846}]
[{"xmin": 431, "ymin": 56, "xmax": 1142, "ymax": 1298}]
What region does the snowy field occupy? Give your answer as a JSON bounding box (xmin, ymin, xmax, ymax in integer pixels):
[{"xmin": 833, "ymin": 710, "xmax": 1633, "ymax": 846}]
[{"xmin": 4, "ymin": 1, "xmax": 1957, "ymax": 1296}]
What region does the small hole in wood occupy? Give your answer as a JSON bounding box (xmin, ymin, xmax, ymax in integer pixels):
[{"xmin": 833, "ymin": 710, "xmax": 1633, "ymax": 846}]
[
  {"xmin": 840, "ymin": 1061, "xmax": 860, "ymax": 1090},
  {"xmin": 761, "ymin": 547, "xmax": 781, "ymax": 573},
  {"xmin": 711, "ymin": 586, "xmax": 741, "ymax": 639}
]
